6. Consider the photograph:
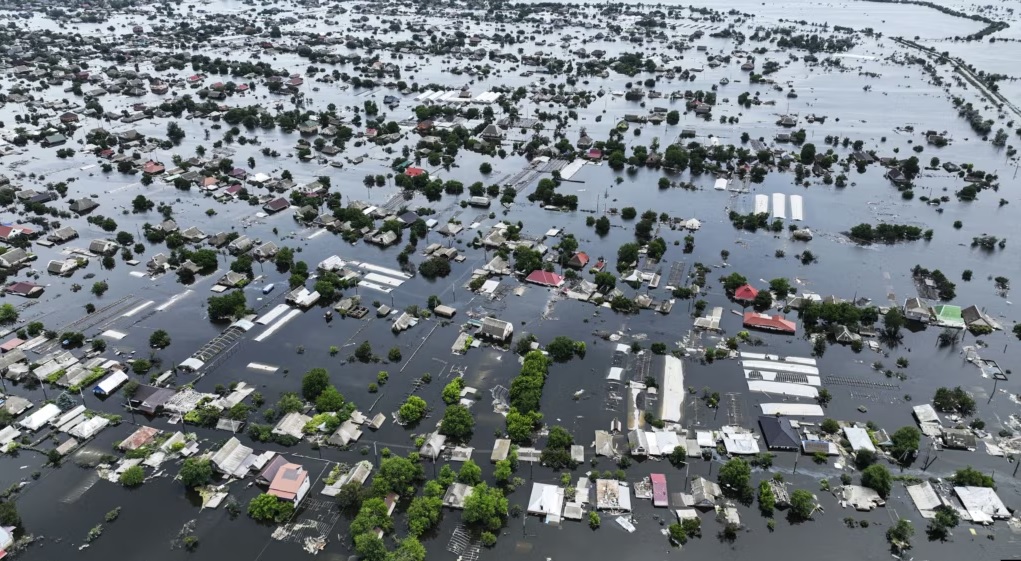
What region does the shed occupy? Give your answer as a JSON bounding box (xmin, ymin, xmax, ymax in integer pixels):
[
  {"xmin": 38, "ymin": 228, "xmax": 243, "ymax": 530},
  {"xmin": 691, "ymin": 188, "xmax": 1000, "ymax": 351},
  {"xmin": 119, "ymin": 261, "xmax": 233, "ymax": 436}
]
[{"xmin": 433, "ymin": 305, "xmax": 456, "ymax": 319}]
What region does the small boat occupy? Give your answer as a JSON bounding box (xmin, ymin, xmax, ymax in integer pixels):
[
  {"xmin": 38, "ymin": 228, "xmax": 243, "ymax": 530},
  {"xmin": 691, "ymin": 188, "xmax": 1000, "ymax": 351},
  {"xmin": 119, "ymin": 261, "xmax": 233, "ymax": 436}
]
[{"xmin": 719, "ymin": 77, "xmax": 729, "ymax": 85}]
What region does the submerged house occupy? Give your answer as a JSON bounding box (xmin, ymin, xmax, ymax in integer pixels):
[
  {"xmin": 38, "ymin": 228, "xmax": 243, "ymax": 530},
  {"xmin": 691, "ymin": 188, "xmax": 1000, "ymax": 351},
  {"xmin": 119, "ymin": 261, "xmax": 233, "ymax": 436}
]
[{"xmin": 742, "ymin": 312, "xmax": 796, "ymax": 334}]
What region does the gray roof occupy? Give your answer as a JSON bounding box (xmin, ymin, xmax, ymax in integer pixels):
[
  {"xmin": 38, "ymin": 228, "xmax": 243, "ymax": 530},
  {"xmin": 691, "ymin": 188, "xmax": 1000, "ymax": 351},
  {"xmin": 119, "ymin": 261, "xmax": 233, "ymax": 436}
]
[{"xmin": 758, "ymin": 415, "xmax": 800, "ymax": 450}]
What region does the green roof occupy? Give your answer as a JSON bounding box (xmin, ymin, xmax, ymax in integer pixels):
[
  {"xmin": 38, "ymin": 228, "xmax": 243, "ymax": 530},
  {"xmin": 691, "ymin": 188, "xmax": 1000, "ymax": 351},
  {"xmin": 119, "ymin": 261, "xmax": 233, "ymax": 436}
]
[{"xmin": 933, "ymin": 305, "xmax": 964, "ymax": 327}]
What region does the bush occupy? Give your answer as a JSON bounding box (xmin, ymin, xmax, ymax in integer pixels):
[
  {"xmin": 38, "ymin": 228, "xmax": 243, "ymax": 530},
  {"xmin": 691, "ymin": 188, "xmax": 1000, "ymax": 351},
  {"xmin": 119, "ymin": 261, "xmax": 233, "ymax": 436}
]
[
  {"xmin": 119, "ymin": 465, "xmax": 145, "ymax": 487},
  {"xmin": 248, "ymin": 493, "xmax": 294, "ymax": 523}
]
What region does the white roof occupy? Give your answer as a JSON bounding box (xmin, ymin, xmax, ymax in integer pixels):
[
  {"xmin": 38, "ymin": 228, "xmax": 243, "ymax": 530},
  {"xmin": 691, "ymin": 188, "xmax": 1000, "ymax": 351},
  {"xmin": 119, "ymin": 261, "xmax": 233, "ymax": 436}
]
[
  {"xmin": 606, "ymin": 367, "xmax": 623, "ymax": 381},
  {"xmin": 760, "ymin": 403, "xmax": 825, "ymax": 416},
  {"xmin": 913, "ymin": 404, "xmax": 940, "ymax": 424},
  {"xmin": 660, "ymin": 355, "xmax": 684, "ymax": 423},
  {"xmin": 95, "ymin": 370, "xmax": 129, "ymax": 395},
  {"xmin": 19, "ymin": 403, "xmax": 62, "ymax": 431},
  {"xmin": 527, "ymin": 483, "xmax": 565, "ymax": 516},
  {"xmin": 722, "ymin": 430, "xmax": 760, "ymax": 455},
  {"xmin": 68, "ymin": 416, "xmax": 110, "ymax": 439},
  {"xmin": 955, "ymin": 486, "xmax": 1009, "ymax": 521},
  {"xmin": 843, "ymin": 426, "xmax": 876, "ymax": 453}
]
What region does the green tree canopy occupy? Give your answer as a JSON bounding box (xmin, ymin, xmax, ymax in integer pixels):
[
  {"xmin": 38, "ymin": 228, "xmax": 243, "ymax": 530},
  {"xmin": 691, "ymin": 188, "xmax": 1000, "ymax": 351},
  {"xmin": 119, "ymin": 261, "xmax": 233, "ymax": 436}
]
[{"xmin": 301, "ymin": 368, "xmax": 330, "ymax": 401}]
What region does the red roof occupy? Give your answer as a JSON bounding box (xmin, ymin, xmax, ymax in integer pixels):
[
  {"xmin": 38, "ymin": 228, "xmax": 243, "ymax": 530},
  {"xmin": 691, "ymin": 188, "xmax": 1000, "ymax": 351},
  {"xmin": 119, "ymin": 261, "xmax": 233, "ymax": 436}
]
[
  {"xmin": 569, "ymin": 251, "xmax": 589, "ymax": 267},
  {"xmin": 0, "ymin": 338, "xmax": 25, "ymax": 353},
  {"xmin": 733, "ymin": 284, "xmax": 759, "ymax": 301},
  {"xmin": 525, "ymin": 270, "xmax": 564, "ymax": 288},
  {"xmin": 650, "ymin": 473, "xmax": 668, "ymax": 507},
  {"xmin": 5, "ymin": 281, "xmax": 43, "ymax": 297},
  {"xmin": 743, "ymin": 312, "xmax": 796, "ymax": 334},
  {"xmin": 0, "ymin": 225, "xmax": 33, "ymax": 240},
  {"xmin": 142, "ymin": 161, "xmax": 165, "ymax": 174},
  {"xmin": 404, "ymin": 166, "xmax": 426, "ymax": 178}
]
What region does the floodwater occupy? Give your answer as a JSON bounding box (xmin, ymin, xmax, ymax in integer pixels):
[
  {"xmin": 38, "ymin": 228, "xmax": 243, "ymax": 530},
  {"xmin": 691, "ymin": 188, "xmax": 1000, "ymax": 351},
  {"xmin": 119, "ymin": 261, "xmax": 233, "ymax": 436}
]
[{"xmin": 2, "ymin": 0, "xmax": 1021, "ymax": 559}]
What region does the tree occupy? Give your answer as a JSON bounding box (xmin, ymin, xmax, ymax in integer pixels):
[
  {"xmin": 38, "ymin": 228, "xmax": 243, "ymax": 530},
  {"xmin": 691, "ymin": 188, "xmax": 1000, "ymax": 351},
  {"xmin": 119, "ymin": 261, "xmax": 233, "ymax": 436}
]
[
  {"xmin": 883, "ymin": 308, "xmax": 905, "ymax": 339},
  {"xmin": 479, "ymin": 162, "xmax": 492, "ymax": 174},
  {"xmin": 406, "ymin": 495, "xmax": 442, "ymax": 537},
  {"xmin": 302, "ymin": 368, "xmax": 331, "ymax": 401},
  {"xmin": 588, "ymin": 511, "xmax": 601, "ymax": 529},
  {"xmin": 546, "ymin": 336, "xmax": 577, "ymax": 362},
  {"xmin": 355, "ymin": 341, "xmax": 373, "ymax": 362},
  {"xmin": 337, "ymin": 481, "xmax": 367, "ymax": 512},
  {"xmin": 91, "ymin": 281, "xmax": 109, "ymax": 296},
  {"xmin": 506, "ymin": 408, "xmax": 541, "ymax": 443},
  {"xmin": 616, "ymin": 242, "xmax": 639, "ymax": 271},
  {"xmin": 0, "ymin": 304, "xmax": 16, "ymax": 324},
  {"xmin": 546, "ymin": 426, "xmax": 573, "ymax": 449},
  {"xmin": 207, "ymin": 291, "xmax": 247, "ymax": 321},
  {"xmin": 458, "ymin": 459, "xmax": 483, "ymax": 485},
  {"xmin": 753, "ymin": 290, "xmax": 773, "ymax": 310},
  {"xmin": 462, "ymin": 483, "xmax": 508, "ymax": 531},
  {"xmin": 442, "ymin": 378, "xmax": 465, "ymax": 405},
  {"xmin": 926, "ymin": 505, "xmax": 959, "ymax": 541},
  {"xmin": 0, "ymin": 500, "xmax": 17, "ymax": 529},
  {"xmin": 399, "ymin": 396, "xmax": 428, "ymax": 424},
  {"xmin": 718, "ymin": 458, "xmax": 751, "ymax": 498},
  {"xmin": 860, "ymin": 464, "xmax": 892, "ymax": 498},
  {"xmin": 594, "ymin": 215, "xmax": 610, "ymax": 236},
  {"xmin": 389, "ymin": 536, "xmax": 426, "ymax": 561},
  {"xmin": 721, "ymin": 272, "xmax": 749, "ymax": 294},
  {"xmin": 789, "ymin": 489, "xmax": 816, "ymax": 520},
  {"xmin": 149, "ymin": 329, "xmax": 171, "ymax": 349},
  {"xmin": 668, "ymin": 445, "xmax": 687, "ymax": 467},
  {"xmin": 388, "ymin": 347, "xmax": 402, "ymax": 362},
  {"xmin": 800, "ymin": 143, "xmax": 816, "ymax": 164},
  {"xmin": 354, "ymin": 533, "xmax": 387, "ymax": 561},
  {"xmin": 248, "ymin": 493, "xmax": 294, "ymax": 523},
  {"xmin": 593, "ymin": 271, "xmax": 616, "ymax": 291},
  {"xmin": 886, "ymin": 518, "xmax": 914, "ymax": 553},
  {"xmin": 951, "ymin": 466, "xmax": 995, "ymax": 488},
  {"xmin": 179, "ymin": 458, "xmax": 213, "ymax": 487},
  {"xmin": 820, "ymin": 418, "xmax": 840, "ymax": 434},
  {"xmin": 120, "ymin": 465, "xmax": 145, "ymax": 486},
  {"xmin": 758, "ymin": 480, "xmax": 776, "ymax": 515},
  {"xmin": 854, "ymin": 449, "xmax": 876, "ymax": 470},
  {"xmin": 890, "ymin": 426, "xmax": 921, "ymax": 465},
  {"xmin": 816, "ymin": 388, "xmax": 832, "ymax": 406},
  {"xmin": 440, "ymin": 404, "xmax": 474, "ymax": 440},
  {"xmin": 418, "ymin": 257, "xmax": 452, "ymax": 279},
  {"xmin": 932, "ymin": 386, "xmax": 976, "ymax": 416},
  {"xmin": 372, "ymin": 455, "xmax": 424, "ymax": 497},
  {"xmin": 315, "ymin": 386, "xmax": 345, "ymax": 412}
]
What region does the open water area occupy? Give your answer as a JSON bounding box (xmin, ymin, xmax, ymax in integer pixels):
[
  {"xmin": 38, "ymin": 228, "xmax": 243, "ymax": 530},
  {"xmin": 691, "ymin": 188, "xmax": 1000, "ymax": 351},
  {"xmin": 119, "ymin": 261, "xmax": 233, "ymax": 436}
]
[{"xmin": 0, "ymin": 0, "xmax": 1020, "ymax": 560}]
